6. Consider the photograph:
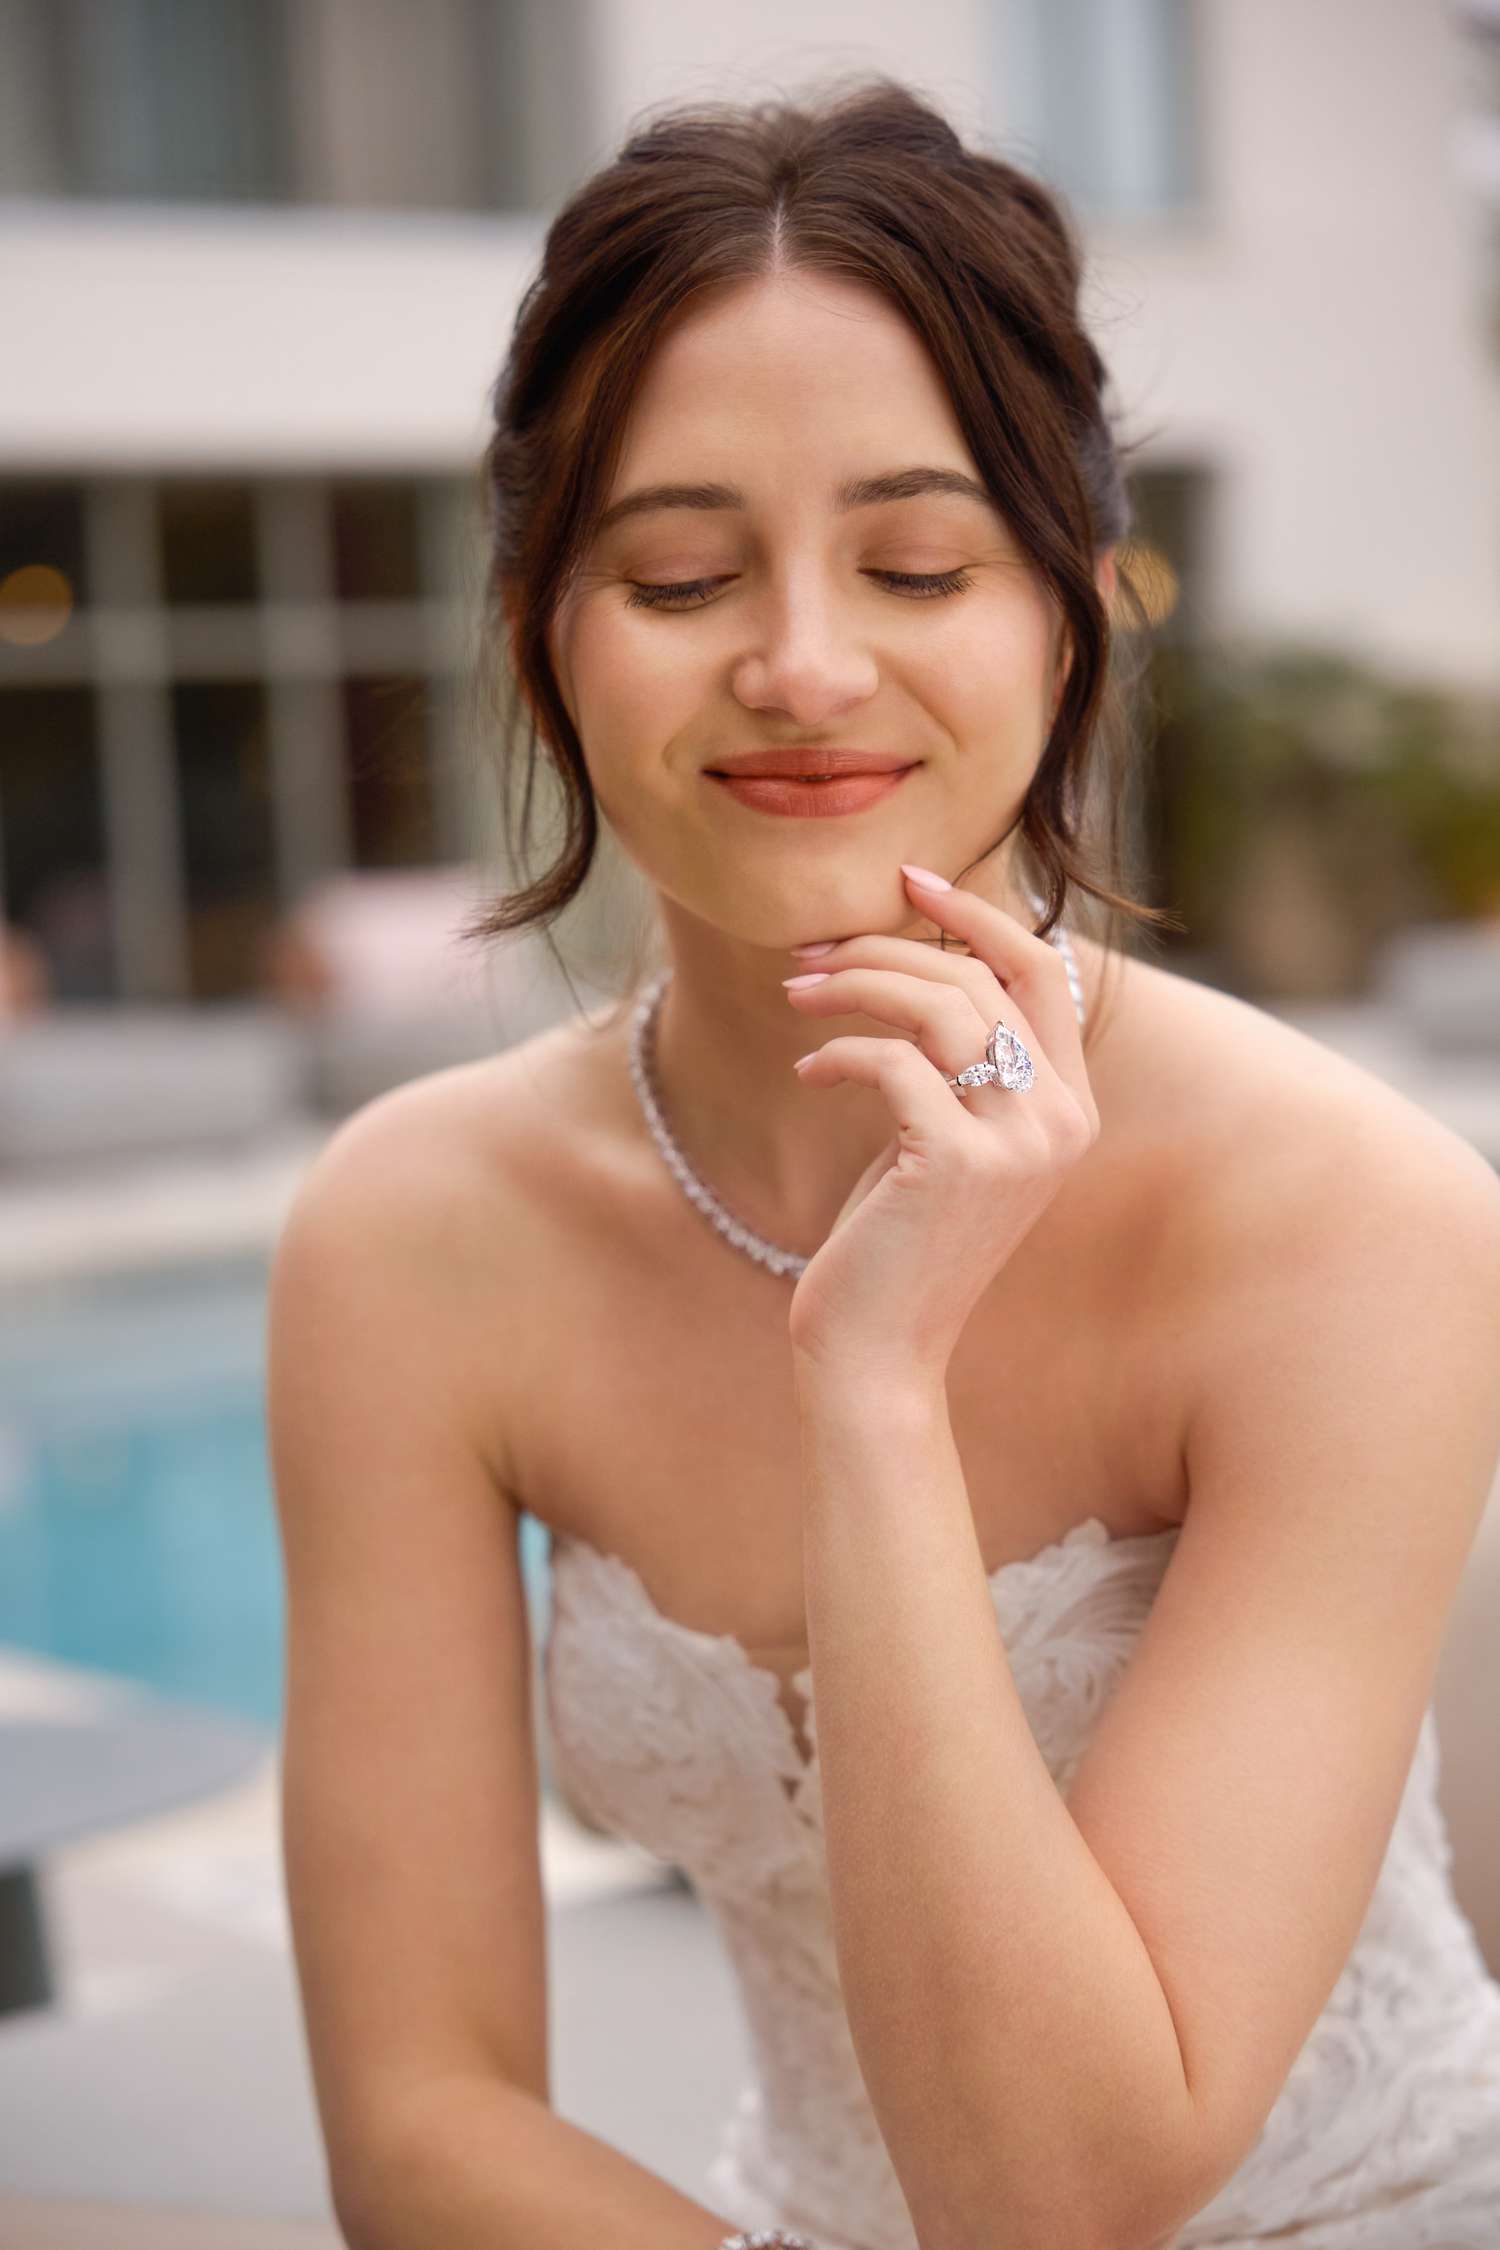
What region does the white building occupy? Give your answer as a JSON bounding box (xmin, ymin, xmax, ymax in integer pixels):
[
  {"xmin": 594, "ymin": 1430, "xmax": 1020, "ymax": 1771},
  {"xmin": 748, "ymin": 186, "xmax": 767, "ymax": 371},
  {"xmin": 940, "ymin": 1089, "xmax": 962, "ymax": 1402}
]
[{"xmin": 1, "ymin": 0, "xmax": 1495, "ymax": 1007}]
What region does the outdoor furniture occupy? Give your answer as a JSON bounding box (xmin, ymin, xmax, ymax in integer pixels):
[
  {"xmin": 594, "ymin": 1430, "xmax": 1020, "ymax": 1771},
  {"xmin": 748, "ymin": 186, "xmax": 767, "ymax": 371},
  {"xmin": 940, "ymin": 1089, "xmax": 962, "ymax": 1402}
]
[
  {"xmin": 0, "ymin": 2202, "xmax": 344, "ymax": 2248},
  {"xmin": 0, "ymin": 1008, "xmax": 304, "ymax": 1173},
  {"xmin": 277, "ymin": 869, "xmax": 595, "ymax": 1116},
  {"xmin": 1432, "ymin": 1466, "xmax": 1500, "ymax": 1976},
  {"xmin": 0, "ymin": 870, "xmax": 587, "ymax": 1171},
  {"xmin": 0, "ymin": 1847, "xmax": 738, "ymax": 2219},
  {"xmin": 0, "ymin": 1704, "xmax": 268, "ymax": 2015},
  {"xmin": 1372, "ymin": 917, "xmax": 1500, "ymax": 1060}
]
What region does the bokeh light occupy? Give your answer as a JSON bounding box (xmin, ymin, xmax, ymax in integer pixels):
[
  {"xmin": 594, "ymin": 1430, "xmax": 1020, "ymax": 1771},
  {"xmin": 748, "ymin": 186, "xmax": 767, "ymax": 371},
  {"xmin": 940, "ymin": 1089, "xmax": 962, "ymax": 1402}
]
[{"xmin": 0, "ymin": 563, "xmax": 75, "ymax": 647}]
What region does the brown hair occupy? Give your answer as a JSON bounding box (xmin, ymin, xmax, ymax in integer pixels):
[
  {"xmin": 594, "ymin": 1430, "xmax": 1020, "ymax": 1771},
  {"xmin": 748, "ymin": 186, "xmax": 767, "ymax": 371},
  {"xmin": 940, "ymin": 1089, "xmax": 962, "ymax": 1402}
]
[{"xmin": 459, "ymin": 74, "xmax": 1181, "ymax": 1042}]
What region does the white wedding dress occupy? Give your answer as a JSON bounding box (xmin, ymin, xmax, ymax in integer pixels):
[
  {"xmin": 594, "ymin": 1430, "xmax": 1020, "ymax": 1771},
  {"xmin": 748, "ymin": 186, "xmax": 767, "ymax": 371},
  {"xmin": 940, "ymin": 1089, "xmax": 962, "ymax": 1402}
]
[{"xmin": 542, "ymin": 1514, "xmax": 1500, "ymax": 2248}]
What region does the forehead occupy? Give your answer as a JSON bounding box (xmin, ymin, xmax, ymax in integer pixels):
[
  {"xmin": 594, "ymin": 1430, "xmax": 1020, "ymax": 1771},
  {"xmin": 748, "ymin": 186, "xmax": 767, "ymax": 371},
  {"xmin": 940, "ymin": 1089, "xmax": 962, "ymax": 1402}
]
[{"xmin": 606, "ymin": 269, "xmax": 975, "ymax": 492}]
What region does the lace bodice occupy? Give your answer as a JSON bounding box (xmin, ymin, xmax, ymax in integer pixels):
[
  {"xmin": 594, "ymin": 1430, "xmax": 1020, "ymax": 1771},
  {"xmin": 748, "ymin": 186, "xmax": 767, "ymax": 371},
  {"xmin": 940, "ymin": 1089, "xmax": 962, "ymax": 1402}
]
[{"xmin": 542, "ymin": 1514, "xmax": 1500, "ymax": 2248}]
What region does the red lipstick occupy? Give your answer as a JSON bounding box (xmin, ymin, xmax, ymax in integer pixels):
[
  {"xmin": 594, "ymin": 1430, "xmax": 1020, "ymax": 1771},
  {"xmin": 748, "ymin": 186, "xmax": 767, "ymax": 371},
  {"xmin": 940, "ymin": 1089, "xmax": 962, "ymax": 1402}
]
[{"xmin": 704, "ymin": 746, "xmax": 920, "ymax": 818}]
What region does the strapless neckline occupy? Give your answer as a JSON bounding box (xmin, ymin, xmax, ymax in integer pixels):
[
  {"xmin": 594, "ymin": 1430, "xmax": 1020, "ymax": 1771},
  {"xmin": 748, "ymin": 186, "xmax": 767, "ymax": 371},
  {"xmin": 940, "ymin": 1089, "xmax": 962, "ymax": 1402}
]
[
  {"xmin": 548, "ymin": 1513, "xmax": 1184, "ymax": 1793},
  {"xmin": 541, "ymin": 1508, "xmax": 1500, "ymax": 2249}
]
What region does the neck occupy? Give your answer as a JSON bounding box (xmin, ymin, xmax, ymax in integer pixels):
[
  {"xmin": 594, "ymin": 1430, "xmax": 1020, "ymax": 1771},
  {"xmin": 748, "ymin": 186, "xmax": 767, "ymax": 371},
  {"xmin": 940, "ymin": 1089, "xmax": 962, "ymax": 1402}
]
[{"xmin": 637, "ymin": 860, "xmax": 1060, "ymax": 1258}]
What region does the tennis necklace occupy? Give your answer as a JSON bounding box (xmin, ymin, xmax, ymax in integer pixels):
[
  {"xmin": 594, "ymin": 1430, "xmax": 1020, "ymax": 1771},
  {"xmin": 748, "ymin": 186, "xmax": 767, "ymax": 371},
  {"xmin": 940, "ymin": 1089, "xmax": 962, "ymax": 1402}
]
[{"xmin": 627, "ymin": 889, "xmax": 1086, "ymax": 1281}]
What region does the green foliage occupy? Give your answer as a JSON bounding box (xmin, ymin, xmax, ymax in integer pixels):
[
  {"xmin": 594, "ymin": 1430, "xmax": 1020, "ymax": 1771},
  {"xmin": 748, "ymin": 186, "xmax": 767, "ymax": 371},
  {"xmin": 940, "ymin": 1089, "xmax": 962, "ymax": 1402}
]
[{"xmin": 1150, "ymin": 642, "xmax": 1500, "ymax": 923}]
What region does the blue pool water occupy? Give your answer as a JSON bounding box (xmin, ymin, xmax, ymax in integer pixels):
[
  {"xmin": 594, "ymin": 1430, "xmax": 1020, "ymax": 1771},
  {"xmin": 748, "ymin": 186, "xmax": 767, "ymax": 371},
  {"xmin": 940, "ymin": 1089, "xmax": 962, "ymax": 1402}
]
[{"xmin": 0, "ymin": 1255, "xmax": 552, "ymax": 1731}]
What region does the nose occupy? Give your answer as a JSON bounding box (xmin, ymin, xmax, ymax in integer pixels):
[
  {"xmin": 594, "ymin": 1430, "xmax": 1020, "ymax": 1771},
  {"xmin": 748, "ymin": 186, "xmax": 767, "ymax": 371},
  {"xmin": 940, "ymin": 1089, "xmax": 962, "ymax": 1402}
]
[{"xmin": 730, "ymin": 570, "xmax": 880, "ymax": 729}]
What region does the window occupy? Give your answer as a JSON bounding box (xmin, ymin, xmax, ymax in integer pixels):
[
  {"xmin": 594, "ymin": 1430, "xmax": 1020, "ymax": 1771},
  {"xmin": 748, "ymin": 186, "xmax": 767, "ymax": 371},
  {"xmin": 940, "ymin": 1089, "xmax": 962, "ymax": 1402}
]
[
  {"xmin": 160, "ymin": 483, "xmax": 260, "ymax": 608},
  {"xmin": 26, "ymin": 0, "xmax": 289, "ymax": 205},
  {"xmin": 0, "ymin": 687, "xmax": 113, "ymax": 1001},
  {"xmin": 330, "ymin": 482, "xmax": 423, "ymax": 605},
  {"xmin": 343, "ymin": 676, "xmax": 438, "ymax": 870},
  {"xmin": 0, "ymin": 474, "xmax": 483, "ymax": 1006},
  {"xmin": 1454, "ymin": 2, "xmax": 1500, "ymax": 337},
  {"xmin": 0, "ymin": 483, "xmax": 90, "ymax": 607},
  {"xmin": 1125, "ymin": 461, "xmax": 1213, "ymax": 644},
  {"xmin": 173, "ymin": 680, "xmax": 277, "ymax": 1002},
  {"xmin": 0, "ymin": 0, "xmax": 547, "ymax": 212},
  {"xmin": 989, "ymin": 0, "xmax": 1200, "ymax": 222}
]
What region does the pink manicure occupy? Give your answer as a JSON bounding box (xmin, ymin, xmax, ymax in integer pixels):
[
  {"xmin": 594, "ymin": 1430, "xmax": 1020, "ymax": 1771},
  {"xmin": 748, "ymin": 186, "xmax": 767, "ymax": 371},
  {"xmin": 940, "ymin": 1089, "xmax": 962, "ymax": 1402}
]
[
  {"xmin": 789, "ymin": 939, "xmax": 838, "ymax": 956},
  {"xmin": 901, "ymin": 862, "xmax": 952, "ymax": 891},
  {"xmin": 782, "ymin": 972, "xmax": 831, "ymax": 988}
]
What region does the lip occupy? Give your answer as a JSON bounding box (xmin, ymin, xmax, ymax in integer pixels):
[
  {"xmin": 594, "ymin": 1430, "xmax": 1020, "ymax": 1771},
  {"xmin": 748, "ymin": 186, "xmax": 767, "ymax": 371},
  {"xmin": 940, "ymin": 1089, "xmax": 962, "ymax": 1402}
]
[
  {"xmin": 705, "ymin": 747, "xmax": 916, "ymax": 777},
  {"xmin": 707, "ymin": 766, "xmax": 918, "ymax": 818}
]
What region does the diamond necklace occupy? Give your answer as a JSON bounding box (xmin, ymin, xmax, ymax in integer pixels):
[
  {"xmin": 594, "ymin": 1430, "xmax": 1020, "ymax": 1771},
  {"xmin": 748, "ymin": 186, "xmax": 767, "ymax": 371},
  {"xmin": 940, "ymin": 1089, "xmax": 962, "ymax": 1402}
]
[{"xmin": 626, "ymin": 888, "xmax": 1087, "ymax": 1281}]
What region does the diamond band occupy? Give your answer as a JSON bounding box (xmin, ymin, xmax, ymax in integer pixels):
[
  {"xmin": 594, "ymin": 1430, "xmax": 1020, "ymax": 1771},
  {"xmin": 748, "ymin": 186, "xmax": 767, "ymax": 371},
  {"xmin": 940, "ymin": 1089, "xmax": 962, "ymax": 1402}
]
[
  {"xmin": 945, "ymin": 1014, "xmax": 1037, "ymax": 1098},
  {"xmin": 714, "ymin": 2231, "xmax": 817, "ymax": 2248},
  {"xmin": 628, "ymin": 887, "xmax": 1085, "ymax": 1279}
]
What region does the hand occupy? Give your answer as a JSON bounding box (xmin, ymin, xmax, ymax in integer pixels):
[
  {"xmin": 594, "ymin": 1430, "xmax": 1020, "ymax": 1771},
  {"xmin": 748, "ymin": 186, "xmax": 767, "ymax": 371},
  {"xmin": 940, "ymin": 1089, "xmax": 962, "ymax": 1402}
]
[{"xmin": 783, "ymin": 867, "xmax": 1100, "ymax": 1390}]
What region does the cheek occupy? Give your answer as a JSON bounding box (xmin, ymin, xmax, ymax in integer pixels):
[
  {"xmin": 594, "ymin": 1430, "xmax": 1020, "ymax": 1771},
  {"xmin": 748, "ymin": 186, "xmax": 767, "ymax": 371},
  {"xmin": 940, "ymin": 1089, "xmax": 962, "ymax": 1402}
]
[
  {"xmin": 926, "ymin": 602, "xmax": 1053, "ymax": 731},
  {"xmin": 569, "ymin": 606, "xmax": 708, "ymax": 750},
  {"xmin": 551, "ymin": 621, "xmax": 701, "ymax": 853}
]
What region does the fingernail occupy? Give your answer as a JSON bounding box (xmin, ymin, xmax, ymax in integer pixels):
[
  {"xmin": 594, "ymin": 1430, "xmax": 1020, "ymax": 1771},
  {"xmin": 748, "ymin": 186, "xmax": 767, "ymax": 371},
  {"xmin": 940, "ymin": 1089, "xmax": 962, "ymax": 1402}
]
[
  {"xmin": 900, "ymin": 862, "xmax": 952, "ymax": 891},
  {"xmin": 782, "ymin": 972, "xmax": 830, "ymax": 989},
  {"xmin": 792, "ymin": 1052, "xmax": 818, "ymax": 1071},
  {"xmin": 789, "ymin": 940, "xmax": 837, "ymax": 956}
]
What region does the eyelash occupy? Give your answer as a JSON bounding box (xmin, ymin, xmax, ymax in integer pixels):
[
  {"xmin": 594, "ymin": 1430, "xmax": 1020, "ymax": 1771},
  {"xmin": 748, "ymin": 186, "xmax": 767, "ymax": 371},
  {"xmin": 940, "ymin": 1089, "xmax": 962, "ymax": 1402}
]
[{"xmin": 624, "ymin": 567, "xmax": 976, "ymax": 611}]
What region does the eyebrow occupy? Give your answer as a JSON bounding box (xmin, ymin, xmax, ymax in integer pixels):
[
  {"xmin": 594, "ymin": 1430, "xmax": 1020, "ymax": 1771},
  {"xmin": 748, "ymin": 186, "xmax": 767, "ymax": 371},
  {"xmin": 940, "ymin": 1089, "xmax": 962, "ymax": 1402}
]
[{"xmin": 593, "ymin": 465, "xmax": 1000, "ymax": 537}]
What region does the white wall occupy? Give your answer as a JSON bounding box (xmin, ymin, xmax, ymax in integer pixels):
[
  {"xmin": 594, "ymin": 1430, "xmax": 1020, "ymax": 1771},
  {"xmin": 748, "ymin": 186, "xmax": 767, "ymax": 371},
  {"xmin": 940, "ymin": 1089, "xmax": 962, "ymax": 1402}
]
[
  {"xmin": 581, "ymin": 0, "xmax": 1500, "ymax": 686},
  {"xmin": 0, "ymin": 202, "xmax": 536, "ymax": 472},
  {"xmin": 1084, "ymin": 0, "xmax": 1500, "ymax": 684},
  {"xmin": 1, "ymin": 0, "xmax": 1495, "ymax": 685},
  {"xmin": 0, "ymin": 0, "xmax": 990, "ymax": 475},
  {"xmin": 580, "ymin": 0, "xmax": 989, "ymax": 149}
]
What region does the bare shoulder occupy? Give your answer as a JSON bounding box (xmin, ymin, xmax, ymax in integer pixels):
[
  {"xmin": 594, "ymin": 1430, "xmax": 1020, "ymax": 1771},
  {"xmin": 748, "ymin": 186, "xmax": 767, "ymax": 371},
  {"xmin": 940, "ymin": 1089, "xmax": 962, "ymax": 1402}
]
[
  {"xmin": 1084, "ymin": 934, "xmax": 1499, "ymax": 1200},
  {"xmin": 1097, "ymin": 943, "xmax": 1500, "ymax": 1386},
  {"xmin": 271, "ymin": 1013, "xmax": 619, "ymax": 1490},
  {"xmin": 1170, "ymin": 956, "xmax": 1490, "ymax": 1207},
  {"xmin": 280, "ymin": 1012, "xmax": 610, "ymax": 1236}
]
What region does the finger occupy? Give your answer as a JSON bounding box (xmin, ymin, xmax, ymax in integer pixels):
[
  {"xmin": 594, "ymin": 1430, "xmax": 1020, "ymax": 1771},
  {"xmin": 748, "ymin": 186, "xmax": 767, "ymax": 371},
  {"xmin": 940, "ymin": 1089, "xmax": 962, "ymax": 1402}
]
[
  {"xmin": 898, "ymin": 870, "xmax": 1092, "ymax": 1113},
  {"xmin": 784, "ymin": 966, "xmax": 996, "ymax": 1082},
  {"xmin": 793, "ymin": 1032, "xmax": 986, "ymax": 1144},
  {"xmin": 788, "ymin": 933, "xmax": 1008, "ymax": 1024},
  {"xmin": 789, "ymin": 919, "xmax": 1075, "ymax": 1101},
  {"xmin": 787, "ymin": 958, "xmax": 1064, "ymax": 1125}
]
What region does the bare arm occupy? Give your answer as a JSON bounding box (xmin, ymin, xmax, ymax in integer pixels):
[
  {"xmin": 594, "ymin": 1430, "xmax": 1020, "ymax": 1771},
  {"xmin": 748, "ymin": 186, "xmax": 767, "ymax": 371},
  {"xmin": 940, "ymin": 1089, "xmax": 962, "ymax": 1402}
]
[
  {"xmin": 792, "ymin": 1368, "xmax": 1201, "ymax": 2250},
  {"xmin": 266, "ymin": 1083, "xmax": 749, "ymax": 2250},
  {"xmin": 333, "ymin": 2076, "xmax": 743, "ymax": 2250},
  {"xmin": 792, "ymin": 1082, "xmax": 1500, "ymax": 2250}
]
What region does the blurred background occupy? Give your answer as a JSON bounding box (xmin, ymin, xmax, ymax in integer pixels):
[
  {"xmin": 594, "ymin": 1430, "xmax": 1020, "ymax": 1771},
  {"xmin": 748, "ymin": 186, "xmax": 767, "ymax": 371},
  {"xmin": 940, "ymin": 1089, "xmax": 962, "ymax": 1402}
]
[{"xmin": 1, "ymin": 2, "xmax": 1499, "ymax": 2242}]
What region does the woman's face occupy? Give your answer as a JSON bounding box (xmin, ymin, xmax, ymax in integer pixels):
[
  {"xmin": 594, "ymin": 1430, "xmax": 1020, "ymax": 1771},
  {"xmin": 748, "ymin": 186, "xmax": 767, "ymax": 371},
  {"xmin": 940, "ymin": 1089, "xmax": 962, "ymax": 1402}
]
[{"xmin": 547, "ymin": 267, "xmax": 1103, "ymax": 948}]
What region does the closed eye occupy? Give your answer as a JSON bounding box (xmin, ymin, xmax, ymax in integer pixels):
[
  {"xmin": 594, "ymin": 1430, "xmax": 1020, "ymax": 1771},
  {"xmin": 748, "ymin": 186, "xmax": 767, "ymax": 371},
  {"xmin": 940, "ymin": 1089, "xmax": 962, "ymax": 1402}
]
[{"xmin": 624, "ymin": 567, "xmax": 976, "ymax": 611}]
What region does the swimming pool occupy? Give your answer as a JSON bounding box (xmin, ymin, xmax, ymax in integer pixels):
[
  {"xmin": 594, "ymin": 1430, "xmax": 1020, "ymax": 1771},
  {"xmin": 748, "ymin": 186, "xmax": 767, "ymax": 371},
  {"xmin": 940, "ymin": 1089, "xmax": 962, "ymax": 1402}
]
[{"xmin": 0, "ymin": 1255, "xmax": 553, "ymax": 1729}]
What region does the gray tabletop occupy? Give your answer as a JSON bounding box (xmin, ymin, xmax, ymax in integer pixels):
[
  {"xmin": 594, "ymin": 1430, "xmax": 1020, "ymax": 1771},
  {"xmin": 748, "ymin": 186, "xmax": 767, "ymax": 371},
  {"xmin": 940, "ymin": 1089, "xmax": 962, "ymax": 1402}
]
[{"xmin": 0, "ymin": 1709, "xmax": 270, "ymax": 1868}]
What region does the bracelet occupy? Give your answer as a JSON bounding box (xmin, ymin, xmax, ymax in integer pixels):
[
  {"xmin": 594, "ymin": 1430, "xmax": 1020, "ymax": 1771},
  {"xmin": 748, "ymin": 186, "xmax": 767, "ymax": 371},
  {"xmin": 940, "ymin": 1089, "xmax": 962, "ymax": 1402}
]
[
  {"xmin": 716, "ymin": 2234, "xmax": 816, "ymax": 2248},
  {"xmin": 715, "ymin": 2232, "xmax": 815, "ymax": 2249}
]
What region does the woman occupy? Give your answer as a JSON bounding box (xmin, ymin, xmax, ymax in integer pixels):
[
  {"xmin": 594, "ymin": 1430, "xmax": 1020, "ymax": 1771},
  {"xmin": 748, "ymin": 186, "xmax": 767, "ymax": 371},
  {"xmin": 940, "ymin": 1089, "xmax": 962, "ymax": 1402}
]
[{"xmin": 267, "ymin": 79, "xmax": 1500, "ymax": 2250}]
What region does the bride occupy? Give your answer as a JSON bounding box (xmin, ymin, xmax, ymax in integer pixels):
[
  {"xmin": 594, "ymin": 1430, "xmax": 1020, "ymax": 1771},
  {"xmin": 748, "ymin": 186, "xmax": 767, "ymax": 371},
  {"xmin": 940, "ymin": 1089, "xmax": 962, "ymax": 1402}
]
[{"xmin": 266, "ymin": 77, "xmax": 1500, "ymax": 2250}]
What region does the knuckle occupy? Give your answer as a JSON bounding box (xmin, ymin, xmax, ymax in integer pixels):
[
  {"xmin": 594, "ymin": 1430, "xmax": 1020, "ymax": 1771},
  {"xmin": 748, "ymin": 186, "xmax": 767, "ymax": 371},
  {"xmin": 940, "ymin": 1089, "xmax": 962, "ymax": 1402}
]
[
  {"xmin": 884, "ymin": 1039, "xmax": 926, "ymax": 1086},
  {"xmin": 944, "ymin": 990, "xmax": 981, "ymax": 1042},
  {"xmin": 966, "ymin": 966, "xmax": 1008, "ymax": 1016},
  {"xmin": 1054, "ymin": 1094, "xmax": 1097, "ymax": 1156},
  {"xmin": 1021, "ymin": 1115, "xmax": 1060, "ymax": 1170}
]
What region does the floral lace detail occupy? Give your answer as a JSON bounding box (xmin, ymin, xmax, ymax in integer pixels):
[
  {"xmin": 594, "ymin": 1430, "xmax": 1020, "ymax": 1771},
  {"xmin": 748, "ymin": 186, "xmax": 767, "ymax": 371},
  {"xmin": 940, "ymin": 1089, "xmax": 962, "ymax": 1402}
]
[{"xmin": 543, "ymin": 1517, "xmax": 1500, "ymax": 2249}]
